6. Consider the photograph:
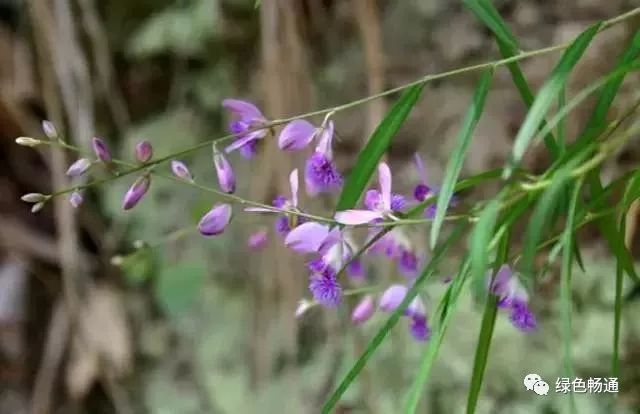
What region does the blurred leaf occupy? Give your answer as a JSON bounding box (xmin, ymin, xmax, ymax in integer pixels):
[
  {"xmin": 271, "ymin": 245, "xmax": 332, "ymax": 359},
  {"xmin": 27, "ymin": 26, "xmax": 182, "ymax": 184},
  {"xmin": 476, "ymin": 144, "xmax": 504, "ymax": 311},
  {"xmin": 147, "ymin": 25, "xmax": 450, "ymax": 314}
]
[
  {"xmin": 128, "ymin": 0, "xmax": 220, "ymax": 57},
  {"xmin": 120, "ymin": 249, "xmax": 156, "ymax": 284},
  {"xmin": 335, "ymin": 84, "xmax": 424, "ymax": 211},
  {"xmin": 155, "ymin": 261, "xmax": 205, "ymax": 316},
  {"xmin": 469, "ymin": 197, "xmax": 500, "ymax": 293},
  {"xmin": 504, "ymin": 23, "xmax": 602, "ymax": 178},
  {"xmin": 431, "ymin": 69, "xmax": 493, "ymax": 248},
  {"xmin": 560, "ymin": 180, "xmax": 582, "ymax": 414},
  {"xmin": 622, "ymin": 168, "xmax": 640, "ymax": 211},
  {"xmin": 463, "ymin": 0, "xmax": 560, "ymax": 157},
  {"xmin": 521, "ymin": 166, "xmax": 573, "ymax": 278}
]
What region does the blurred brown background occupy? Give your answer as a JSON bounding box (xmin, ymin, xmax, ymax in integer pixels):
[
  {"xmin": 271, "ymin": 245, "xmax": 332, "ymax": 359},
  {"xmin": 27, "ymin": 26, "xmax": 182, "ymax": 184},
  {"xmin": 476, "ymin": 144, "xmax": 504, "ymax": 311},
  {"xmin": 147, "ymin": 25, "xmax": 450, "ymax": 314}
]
[{"xmin": 1, "ymin": 0, "xmax": 640, "ymax": 413}]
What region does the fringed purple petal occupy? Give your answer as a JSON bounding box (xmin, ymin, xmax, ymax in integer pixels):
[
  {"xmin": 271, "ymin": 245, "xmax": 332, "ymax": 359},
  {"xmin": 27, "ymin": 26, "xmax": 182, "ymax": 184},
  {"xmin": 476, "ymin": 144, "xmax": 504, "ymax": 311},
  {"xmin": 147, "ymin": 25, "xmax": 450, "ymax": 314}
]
[
  {"xmin": 275, "ymin": 216, "xmax": 291, "ymax": 236},
  {"xmin": 304, "ymin": 152, "xmax": 342, "ymax": 196},
  {"xmin": 309, "ymin": 270, "xmax": 342, "ymax": 308},
  {"xmin": 391, "ymin": 194, "xmax": 406, "ymax": 212},
  {"xmin": 398, "ymin": 249, "xmax": 419, "ymax": 278},
  {"xmin": 347, "ymin": 258, "xmax": 365, "ymax": 280},
  {"xmin": 509, "ymin": 300, "xmax": 537, "ymax": 332}
]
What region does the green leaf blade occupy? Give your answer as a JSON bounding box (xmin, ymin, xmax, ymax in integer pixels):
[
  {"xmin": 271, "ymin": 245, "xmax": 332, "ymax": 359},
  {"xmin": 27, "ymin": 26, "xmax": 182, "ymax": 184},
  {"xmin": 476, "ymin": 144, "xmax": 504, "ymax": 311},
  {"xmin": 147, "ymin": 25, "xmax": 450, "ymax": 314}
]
[
  {"xmin": 335, "ymin": 84, "xmax": 424, "ymax": 212},
  {"xmin": 430, "ymin": 69, "xmax": 493, "ymax": 248}
]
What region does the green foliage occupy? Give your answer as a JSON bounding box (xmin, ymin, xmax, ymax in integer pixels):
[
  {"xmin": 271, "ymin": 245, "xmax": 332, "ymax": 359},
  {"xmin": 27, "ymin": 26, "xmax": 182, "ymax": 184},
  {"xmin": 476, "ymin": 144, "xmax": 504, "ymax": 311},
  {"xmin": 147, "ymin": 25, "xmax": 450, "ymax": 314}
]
[
  {"xmin": 335, "ymin": 84, "xmax": 425, "ymax": 212},
  {"xmin": 154, "ymin": 260, "xmax": 206, "ymax": 316},
  {"xmin": 128, "ymin": 0, "xmax": 221, "ymax": 57},
  {"xmin": 430, "ymin": 69, "xmax": 493, "ymax": 248}
]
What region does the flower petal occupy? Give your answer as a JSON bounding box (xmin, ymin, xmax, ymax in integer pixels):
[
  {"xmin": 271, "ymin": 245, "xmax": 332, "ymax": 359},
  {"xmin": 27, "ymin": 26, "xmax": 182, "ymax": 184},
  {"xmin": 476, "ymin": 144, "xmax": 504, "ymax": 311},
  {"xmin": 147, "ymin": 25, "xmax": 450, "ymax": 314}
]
[
  {"xmin": 225, "ymin": 134, "xmax": 259, "ymax": 153},
  {"xmin": 284, "ymin": 222, "xmax": 330, "ymax": 253},
  {"xmin": 378, "ymin": 162, "xmax": 392, "ymax": 211},
  {"xmin": 414, "ymin": 153, "xmax": 427, "ymax": 184},
  {"xmin": 351, "ymin": 295, "xmax": 375, "ymax": 325},
  {"xmin": 379, "ymin": 284, "xmax": 408, "ymax": 312},
  {"xmin": 222, "ymin": 98, "xmax": 263, "ymax": 120},
  {"xmin": 290, "ymin": 169, "xmax": 299, "ymax": 208},
  {"xmin": 335, "ymin": 209, "xmax": 383, "ymax": 225},
  {"xmin": 278, "ymin": 120, "xmax": 316, "ymax": 151},
  {"xmin": 244, "ymin": 206, "xmax": 276, "ymax": 213},
  {"xmin": 316, "ymin": 120, "xmax": 334, "ymax": 158}
]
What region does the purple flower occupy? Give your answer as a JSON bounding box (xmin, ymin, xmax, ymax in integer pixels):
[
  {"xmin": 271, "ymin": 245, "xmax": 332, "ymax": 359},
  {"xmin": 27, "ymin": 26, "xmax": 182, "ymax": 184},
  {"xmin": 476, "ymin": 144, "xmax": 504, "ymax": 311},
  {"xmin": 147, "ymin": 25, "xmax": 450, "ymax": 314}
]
[
  {"xmin": 488, "ymin": 265, "xmax": 538, "ymax": 332},
  {"xmin": 66, "ymin": 158, "xmax": 92, "ymax": 177},
  {"xmin": 509, "ymin": 299, "xmax": 537, "ymax": 332},
  {"xmin": 248, "ymin": 229, "xmax": 268, "ymax": 250},
  {"xmin": 309, "ymin": 270, "xmax": 342, "ymax": 308},
  {"xmin": 278, "ymin": 119, "xmax": 317, "ymax": 151},
  {"xmin": 365, "ymin": 189, "xmax": 406, "ymax": 212},
  {"xmin": 92, "ymin": 137, "xmax": 112, "ymax": 163},
  {"xmin": 198, "ymin": 203, "xmax": 232, "ymax": 236},
  {"xmin": 398, "ymin": 249, "xmax": 419, "ymax": 278},
  {"xmin": 347, "ymin": 258, "xmax": 365, "ymax": 280},
  {"xmin": 379, "ymin": 284, "xmax": 408, "ymax": 312},
  {"xmin": 122, "ymin": 175, "xmax": 151, "ymax": 210},
  {"xmin": 335, "ymin": 162, "xmax": 397, "ymax": 225},
  {"xmin": 69, "ymin": 191, "xmax": 83, "ymax": 208},
  {"xmin": 246, "ymin": 169, "xmax": 303, "ymax": 236},
  {"xmin": 171, "ymin": 160, "xmax": 192, "ymax": 181},
  {"xmin": 305, "ymin": 121, "xmax": 342, "ymax": 196},
  {"xmin": 135, "ymin": 140, "xmax": 153, "ymax": 163},
  {"xmin": 413, "ymin": 153, "xmax": 454, "ymax": 219},
  {"xmin": 223, "ymin": 99, "xmax": 268, "ymax": 158},
  {"xmin": 351, "ymin": 295, "xmax": 375, "ymax": 325},
  {"xmin": 213, "ymin": 152, "xmax": 236, "ymax": 193},
  {"xmin": 409, "ymin": 314, "xmax": 431, "ymax": 341},
  {"xmin": 42, "ymin": 120, "xmax": 57, "ymax": 139}
]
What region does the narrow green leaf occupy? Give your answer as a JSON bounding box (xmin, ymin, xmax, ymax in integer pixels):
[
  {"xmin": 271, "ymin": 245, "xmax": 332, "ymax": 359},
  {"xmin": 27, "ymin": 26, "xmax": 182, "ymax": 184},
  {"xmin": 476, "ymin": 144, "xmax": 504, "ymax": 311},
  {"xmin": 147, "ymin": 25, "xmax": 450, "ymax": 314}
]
[
  {"xmin": 405, "ymin": 259, "xmax": 471, "ymax": 413},
  {"xmin": 560, "ymin": 180, "xmax": 582, "ymax": 414},
  {"xmin": 470, "ymin": 197, "xmax": 500, "ymax": 293},
  {"xmin": 504, "ymin": 23, "xmax": 602, "ymax": 178},
  {"xmin": 430, "ymin": 69, "xmax": 493, "ymax": 248},
  {"xmin": 588, "ymin": 172, "xmax": 640, "ymax": 284},
  {"xmin": 335, "ymin": 84, "xmax": 424, "ymax": 211},
  {"xmin": 321, "ymin": 224, "xmax": 466, "ymax": 414},
  {"xmin": 521, "ymin": 166, "xmax": 574, "ymax": 278},
  {"xmin": 581, "ymin": 29, "xmax": 640, "ymax": 141},
  {"xmin": 462, "ymin": 0, "xmax": 519, "ymax": 52},
  {"xmin": 622, "ymin": 168, "xmax": 640, "ymax": 210},
  {"xmin": 466, "ymin": 230, "xmax": 510, "ymax": 414},
  {"xmin": 464, "ymin": 0, "xmax": 560, "ymax": 156},
  {"xmin": 612, "ymin": 246, "xmax": 624, "ymax": 377},
  {"xmin": 466, "ymin": 295, "xmax": 498, "ymax": 414}
]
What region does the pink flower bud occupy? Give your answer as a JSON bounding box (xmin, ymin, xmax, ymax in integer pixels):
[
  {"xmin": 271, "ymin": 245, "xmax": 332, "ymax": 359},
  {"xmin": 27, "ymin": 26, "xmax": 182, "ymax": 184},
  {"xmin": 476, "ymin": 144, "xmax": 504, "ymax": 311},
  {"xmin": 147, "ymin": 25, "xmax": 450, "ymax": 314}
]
[
  {"xmin": 247, "ymin": 229, "xmax": 268, "ymax": 250},
  {"xmin": 69, "ymin": 191, "xmax": 83, "ymax": 208},
  {"xmin": 351, "ymin": 295, "xmax": 375, "ymax": 325},
  {"xmin": 198, "ymin": 203, "xmax": 232, "ymax": 236},
  {"xmin": 66, "ymin": 158, "xmax": 92, "ymax": 177},
  {"xmin": 379, "ymin": 284, "xmax": 408, "ymax": 312},
  {"xmin": 122, "ymin": 175, "xmax": 151, "ymax": 210},
  {"xmin": 42, "ymin": 121, "xmax": 57, "ymax": 139},
  {"xmin": 135, "ymin": 140, "xmax": 153, "ymax": 163},
  {"xmin": 213, "ymin": 152, "xmax": 236, "ymax": 193},
  {"xmin": 171, "ymin": 160, "xmax": 192, "ymax": 181},
  {"xmin": 92, "ymin": 137, "xmax": 112, "ymax": 163}
]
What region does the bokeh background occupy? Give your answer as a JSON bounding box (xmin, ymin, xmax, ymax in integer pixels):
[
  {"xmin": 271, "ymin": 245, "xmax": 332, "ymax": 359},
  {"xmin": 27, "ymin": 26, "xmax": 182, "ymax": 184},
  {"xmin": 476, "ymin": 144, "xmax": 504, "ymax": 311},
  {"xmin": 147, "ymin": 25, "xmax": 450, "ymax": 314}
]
[{"xmin": 1, "ymin": 0, "xmax": 640, "ymax": 413}]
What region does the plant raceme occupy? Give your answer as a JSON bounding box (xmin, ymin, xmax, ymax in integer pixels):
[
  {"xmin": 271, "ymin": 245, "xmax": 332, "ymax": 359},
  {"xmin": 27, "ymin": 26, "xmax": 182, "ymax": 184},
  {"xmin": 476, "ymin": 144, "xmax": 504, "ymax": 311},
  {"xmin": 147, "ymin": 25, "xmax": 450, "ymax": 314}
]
[{"xmin": 18, "ymin": 105, "xmax": 539, "ymax": 342}]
